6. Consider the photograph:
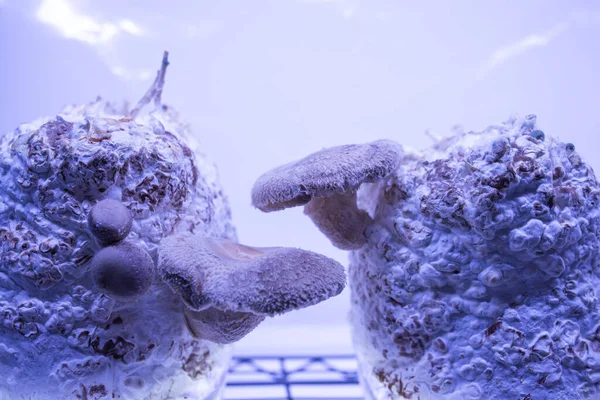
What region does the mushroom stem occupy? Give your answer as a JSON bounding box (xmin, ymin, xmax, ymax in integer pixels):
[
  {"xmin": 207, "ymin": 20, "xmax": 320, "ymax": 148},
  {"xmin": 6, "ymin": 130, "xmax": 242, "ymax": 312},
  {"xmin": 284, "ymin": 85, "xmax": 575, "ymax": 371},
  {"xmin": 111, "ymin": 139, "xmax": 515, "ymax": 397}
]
[
  {"xmin": 184, "ymin": 306, "xmax": 265, "ymax": 344},
  {"xmin": 130, "ymin": 51, "xmax": 170, "ymax": 118},
  {"xmin": 303, "ymin": 192, "xmax": 372, "ymax": 250}
]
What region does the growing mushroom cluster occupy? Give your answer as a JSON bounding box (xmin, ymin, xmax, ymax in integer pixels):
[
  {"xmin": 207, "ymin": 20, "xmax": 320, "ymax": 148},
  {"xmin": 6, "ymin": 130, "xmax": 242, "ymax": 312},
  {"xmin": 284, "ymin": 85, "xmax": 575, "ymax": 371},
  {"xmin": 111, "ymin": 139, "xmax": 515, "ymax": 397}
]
[
  {"xmin": 0, "ymin": 96, "xmax": 233, "ymax": 400},
  {"xmin": 0, "ymin": 54, "xmax": 345, "ymax": 400},
  {"xmin": 252, "ymin": 115, "xmax": 600, "ymax": 399}
]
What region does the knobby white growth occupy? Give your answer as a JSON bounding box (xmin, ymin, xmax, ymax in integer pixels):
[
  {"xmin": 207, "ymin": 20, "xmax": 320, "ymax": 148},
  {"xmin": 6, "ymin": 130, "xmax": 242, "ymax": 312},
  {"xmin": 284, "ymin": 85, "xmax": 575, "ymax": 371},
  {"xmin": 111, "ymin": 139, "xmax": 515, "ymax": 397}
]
[
  {"xmin": 351, "ymin": 116, "xmax": 600, "ymax": 399},
  {"xmin": 0, "ymin": 55, "xmax": 235, "ymax": 399},
  {"xmin": 253, "ymin": 115, "xmax": 600, "ymax": 399},
  {"xmin": 0, "ymin": 52, "xmax": 347, "ymax": 400}
]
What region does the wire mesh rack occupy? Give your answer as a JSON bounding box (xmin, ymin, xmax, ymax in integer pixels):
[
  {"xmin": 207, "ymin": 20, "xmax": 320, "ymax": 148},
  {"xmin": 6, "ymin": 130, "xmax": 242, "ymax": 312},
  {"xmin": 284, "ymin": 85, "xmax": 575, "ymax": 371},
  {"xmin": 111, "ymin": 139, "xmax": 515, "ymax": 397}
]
[{"xmin": 223, "ymin": 355, "xmax": 364, "ymax": 400}]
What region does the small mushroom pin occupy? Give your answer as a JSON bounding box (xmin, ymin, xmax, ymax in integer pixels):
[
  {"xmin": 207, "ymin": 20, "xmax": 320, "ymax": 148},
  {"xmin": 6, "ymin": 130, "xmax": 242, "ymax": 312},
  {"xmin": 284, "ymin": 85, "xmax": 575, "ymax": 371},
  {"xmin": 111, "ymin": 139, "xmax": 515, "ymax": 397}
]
[
  {"xmin": 88, "ymin": 200, "xmax": 155, "ymax": 300},
  {"xmin": 88, "ymin": 199, "xmax": 133, "ymax": 245},
  {"xmin": 158, "ymin": 234, "xmax": 346, "ymax": 343},
  {"xmin": 90, "ymin": 241, "xmax": 156, "ymax": 300},
  {"xmin": 251, "ymin": 140, "xmax": 403, "ymax": 249}
]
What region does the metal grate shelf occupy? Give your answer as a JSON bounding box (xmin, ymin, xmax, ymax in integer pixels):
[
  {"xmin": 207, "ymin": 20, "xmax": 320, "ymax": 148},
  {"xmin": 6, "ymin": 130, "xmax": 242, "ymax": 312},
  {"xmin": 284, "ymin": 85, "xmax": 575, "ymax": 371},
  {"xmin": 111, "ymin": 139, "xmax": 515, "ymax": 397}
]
[{"xmin": 224, "ymin": 355, "xmax": 363, "ymax": 400}]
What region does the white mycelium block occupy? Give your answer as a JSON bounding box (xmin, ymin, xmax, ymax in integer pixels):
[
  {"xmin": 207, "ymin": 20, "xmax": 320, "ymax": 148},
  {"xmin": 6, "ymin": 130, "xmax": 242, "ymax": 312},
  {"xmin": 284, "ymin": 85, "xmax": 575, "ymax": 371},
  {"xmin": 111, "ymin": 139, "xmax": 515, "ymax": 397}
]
[
  {"xmin": 0, "ymin": 96, "xmax": 236, "ymax": 399},
  {"xmin": 0, "ymin": 54, "xmax": 346, "ymax": 400},
  {"xmin": 253, "ymin": 115, "xmax": 599, "ymax": 399}
]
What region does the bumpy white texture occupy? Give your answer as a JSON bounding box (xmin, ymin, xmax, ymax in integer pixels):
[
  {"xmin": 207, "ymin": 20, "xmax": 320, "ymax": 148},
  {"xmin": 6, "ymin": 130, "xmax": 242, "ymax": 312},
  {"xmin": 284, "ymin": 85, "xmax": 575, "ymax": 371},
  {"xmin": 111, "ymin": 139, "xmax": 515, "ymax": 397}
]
[
  {"xmin": 350, "ymin": 115, "xmax": 600, "ymax": 399},
  {"xmin": 0, "ymin": 99, "xmax": 236, "ymax": 399}
]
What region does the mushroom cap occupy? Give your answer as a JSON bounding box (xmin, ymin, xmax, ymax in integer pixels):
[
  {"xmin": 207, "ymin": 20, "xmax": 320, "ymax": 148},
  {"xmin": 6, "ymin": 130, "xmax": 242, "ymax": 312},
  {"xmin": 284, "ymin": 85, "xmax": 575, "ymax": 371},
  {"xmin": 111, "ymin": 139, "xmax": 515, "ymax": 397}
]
[
  {"xmin": 158, "ymin": 234, "xmax": 346, "ymax": 316},
  {"xmin": 88, "ymin": 199, "xmax": 133, "ymax": 245},
  {"xmin": 90, "ymin": 241, "xmax": 156, "ymax": 300},
  {"xmin": 251, "ymin": 139, "xmax": 403, "ymax": 212},
  {"xmin": 184, "ymin": 306, "xmax": 265, "ymax": 344}
]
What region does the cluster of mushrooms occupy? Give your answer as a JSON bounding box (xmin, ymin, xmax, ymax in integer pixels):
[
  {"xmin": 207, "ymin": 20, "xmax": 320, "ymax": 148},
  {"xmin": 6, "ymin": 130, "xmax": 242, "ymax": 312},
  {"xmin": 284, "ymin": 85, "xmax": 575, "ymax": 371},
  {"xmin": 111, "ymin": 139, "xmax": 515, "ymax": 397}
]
[
  {"xmin": 88, "ymin": 199, "xmax": 155, "ymax": 300},
  {"xmin": 86, "ymin": 176, "xmax": 348, "ymax": 347},
  {"xmin": 0, "ymin": 52, "xmax": 354, "ymax": 400},
  {"xmin": 69, "ymin": 53, "xmax": 350, "ymax": 347},
  {"xmin": 251, "ymin": 118, "xmax": 600, "ymax": 400},
  {"xmin": 6, "ymin": 51, "xmax": 593, "ymax": 400}
]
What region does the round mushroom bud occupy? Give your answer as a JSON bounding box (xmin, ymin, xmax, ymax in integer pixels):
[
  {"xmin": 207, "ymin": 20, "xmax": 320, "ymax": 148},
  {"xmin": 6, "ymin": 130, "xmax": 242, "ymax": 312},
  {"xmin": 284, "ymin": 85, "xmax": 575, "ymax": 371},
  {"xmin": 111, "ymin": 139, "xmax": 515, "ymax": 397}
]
[
  {"xmin": 251, "ymin": 140, "xmax": 403, "ymax": 250},
  {"xmin": 158, "ymin": 233, "xmax": 345, "ymax": 342},
  {"xmin": 90, "ymin": 242, "xmax": 155, "ymax": 300},
  {"xmin": 88, "ymin": 199, "xmax": 133, "ymax": 245}
]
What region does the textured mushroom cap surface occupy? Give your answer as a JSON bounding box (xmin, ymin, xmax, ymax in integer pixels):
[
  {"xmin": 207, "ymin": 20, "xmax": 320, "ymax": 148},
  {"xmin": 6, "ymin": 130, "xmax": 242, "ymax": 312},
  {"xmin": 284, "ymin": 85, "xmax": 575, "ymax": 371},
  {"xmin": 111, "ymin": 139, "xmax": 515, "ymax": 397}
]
[
  {"xmin": 90, "ymin": 242, "xmax": 155, "ymax": 300},
  {"xmin": 159, "ymin": 234, "xmax": 346, "ymax": 316},
  {"xmin": 350, "ymin": 115, "xmax": 600, "ymax": 399},
  {"xmin": 251, "ymin": 139, "xmax": 403, "ymax": 212},
  {"xmin": 184, "ymin": 306, "xmax": 265, "ymax": 344},
  {"xmin": 0, "ymin": 100, "xmax": 235, "ymax": 399},
  {"xmin": 88, "ymin": 199, "xmax": 133, "ymax": 244}
]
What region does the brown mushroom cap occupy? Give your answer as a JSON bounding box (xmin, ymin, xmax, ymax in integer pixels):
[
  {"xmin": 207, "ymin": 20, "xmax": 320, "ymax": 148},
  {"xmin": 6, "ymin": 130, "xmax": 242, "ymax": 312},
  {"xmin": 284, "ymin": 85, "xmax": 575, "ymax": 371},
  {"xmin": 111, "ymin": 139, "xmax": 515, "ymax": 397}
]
[
  {"xmin": 90, "ymin": 241, "xmax": 155, "ymax": 300},
  {"xmin": 251, "ymin": 139, "xmax": 403, "ymax": 212},
  {"xmin": 88, "ymin": 199, "xmax": 133, "ymax": 245},
  {"xmin": 158, "ymin": 234, "xmax": 346, "ymax": 316},
  {"xmin": 251, "ymin": 140, "xmax": 403, "ymax": 249}
]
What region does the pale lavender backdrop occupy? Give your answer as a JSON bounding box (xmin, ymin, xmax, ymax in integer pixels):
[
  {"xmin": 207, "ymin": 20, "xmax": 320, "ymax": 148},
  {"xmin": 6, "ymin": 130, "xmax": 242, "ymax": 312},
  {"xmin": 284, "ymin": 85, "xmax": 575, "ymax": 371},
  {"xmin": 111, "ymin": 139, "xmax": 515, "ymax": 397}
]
[{"xmin": 2, "ymin": 0, "xmax": 600, "ymax": 353}]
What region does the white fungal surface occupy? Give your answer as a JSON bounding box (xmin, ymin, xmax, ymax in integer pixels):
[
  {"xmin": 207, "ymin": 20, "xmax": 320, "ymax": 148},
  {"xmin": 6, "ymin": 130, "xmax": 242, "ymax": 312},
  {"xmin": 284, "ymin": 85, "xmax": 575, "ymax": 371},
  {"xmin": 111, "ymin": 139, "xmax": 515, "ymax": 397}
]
[
  {"xmin": 0, "ymin": 99, "xmax": 236, "ymax": 399},
  {"xmin": 350, "ymin": 115, "xmax": 600, "ymax": 399}
]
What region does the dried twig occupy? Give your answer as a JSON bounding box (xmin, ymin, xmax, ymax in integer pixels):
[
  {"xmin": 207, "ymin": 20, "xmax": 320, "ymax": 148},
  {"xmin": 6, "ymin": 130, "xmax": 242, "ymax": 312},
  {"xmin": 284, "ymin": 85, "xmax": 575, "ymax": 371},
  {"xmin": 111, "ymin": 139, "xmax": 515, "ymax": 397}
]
[
  {"xmin": 130, "ymin": 51, "xmax": 170, "ymax": 118},
  {"xmin": 424, "ymin": 129, "xmax": 441, "ymax": 143}
]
